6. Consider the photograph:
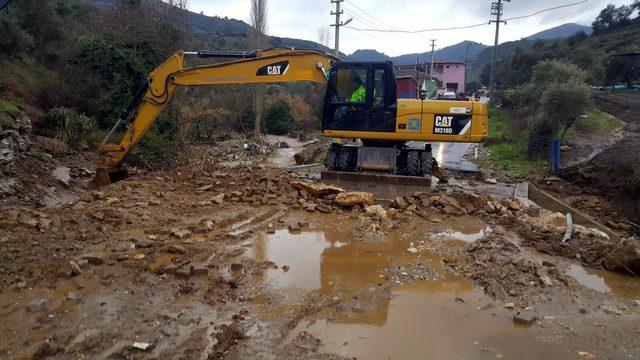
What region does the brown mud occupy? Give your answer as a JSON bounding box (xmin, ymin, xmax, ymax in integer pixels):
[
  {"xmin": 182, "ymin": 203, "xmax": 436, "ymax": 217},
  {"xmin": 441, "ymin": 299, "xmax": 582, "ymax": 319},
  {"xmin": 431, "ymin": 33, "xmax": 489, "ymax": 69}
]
[{"xmin": 1, "ymin": 145, "xmax": 640, "ymax": 359}]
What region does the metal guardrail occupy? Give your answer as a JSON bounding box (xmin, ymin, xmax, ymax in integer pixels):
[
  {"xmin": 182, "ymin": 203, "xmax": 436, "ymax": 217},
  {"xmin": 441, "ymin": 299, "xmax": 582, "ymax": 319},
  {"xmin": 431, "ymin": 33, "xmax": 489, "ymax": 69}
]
[{"xmin": 527, "ymin": 135, "xmax": 560, "ymax": 173}]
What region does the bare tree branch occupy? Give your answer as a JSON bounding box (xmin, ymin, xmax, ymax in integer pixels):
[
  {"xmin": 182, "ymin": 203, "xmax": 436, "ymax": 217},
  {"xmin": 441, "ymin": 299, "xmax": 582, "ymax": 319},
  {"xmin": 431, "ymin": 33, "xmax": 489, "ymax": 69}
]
[
  {"xmin": 249, "ymin": 0, "xmax": 268, "ymax": 49},
  {"xmin": 317, "ymin": 26, "xmax": 331, "ymax": 48}
]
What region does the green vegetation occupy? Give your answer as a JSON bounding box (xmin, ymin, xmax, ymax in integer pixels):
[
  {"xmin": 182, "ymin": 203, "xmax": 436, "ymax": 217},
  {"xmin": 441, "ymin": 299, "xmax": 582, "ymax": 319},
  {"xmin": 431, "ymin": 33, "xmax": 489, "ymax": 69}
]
[
  {"xmin": 261, "ymin": 100, "xmax": 296, "ymax": 135},
  {"xmin": 565, "ymin": 108, "xmax": 623, "ymax": 138},
  {"xmin": 43, "ymin": 107, "xmax": 96, "ymax": 149},
  {"xmin": 480, "ymin": 109, "xmax": 548, "ymax": 179},
  {"xmin": 472, "ymin": 3, "xmax": 640, "ymax": 87},
  {"xmin": 505, "ymin": 61, "xmax": 591, "ymax": 142},
  {"xmin": 0, "ymin": 99, "xmax": 19, "ymax": 114},
  {"xmin": 314, "ymin": 148, "xmax": 328, "ymax": 165}
]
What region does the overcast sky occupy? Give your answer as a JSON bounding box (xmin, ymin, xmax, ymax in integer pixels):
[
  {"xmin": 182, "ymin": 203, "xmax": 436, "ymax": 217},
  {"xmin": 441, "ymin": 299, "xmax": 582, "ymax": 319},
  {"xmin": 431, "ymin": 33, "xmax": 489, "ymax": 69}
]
[{"xmin": 187, "ymin": 0, "xmax": 634, "ymax": 56}]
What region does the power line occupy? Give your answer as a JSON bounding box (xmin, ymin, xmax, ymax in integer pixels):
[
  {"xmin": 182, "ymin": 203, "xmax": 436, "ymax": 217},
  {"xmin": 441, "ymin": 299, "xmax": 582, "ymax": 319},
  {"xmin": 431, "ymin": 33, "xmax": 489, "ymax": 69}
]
[
  {"xmin": 344, "ymin": 22, "xmax": 489, "ymax": 34},
  {"xmin": 342, "ymin": 4, "xmax": 402, "ymax": 38},
  {"xmin": 343, "ymin": 0, "xmax": 592, "ymax": 34},
  {"xmin": 504, "ymin": 0, "xmax": 591, "ymax": 21},
  {"xmin": 344, "ymin": 0, "xmax": 401, "ymax": 31},
  {"xmin": 342, "ymin": 9, "xmax": 390, "ymax": 39}
]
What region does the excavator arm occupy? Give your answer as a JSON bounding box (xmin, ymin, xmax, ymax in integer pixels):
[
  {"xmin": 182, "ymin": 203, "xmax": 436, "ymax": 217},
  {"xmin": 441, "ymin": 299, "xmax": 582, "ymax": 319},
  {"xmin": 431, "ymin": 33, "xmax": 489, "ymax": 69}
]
[{"xmin": 95, "ymin": 48, "xmax": 338, "ymax": 185}]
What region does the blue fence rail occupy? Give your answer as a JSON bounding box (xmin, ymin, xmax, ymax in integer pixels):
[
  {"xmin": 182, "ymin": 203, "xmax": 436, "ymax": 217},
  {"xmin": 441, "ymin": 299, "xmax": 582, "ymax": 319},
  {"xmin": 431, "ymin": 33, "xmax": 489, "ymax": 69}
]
[{"xmin": 527, "ymin": 135, "xmax": 561, "ymax": 173}]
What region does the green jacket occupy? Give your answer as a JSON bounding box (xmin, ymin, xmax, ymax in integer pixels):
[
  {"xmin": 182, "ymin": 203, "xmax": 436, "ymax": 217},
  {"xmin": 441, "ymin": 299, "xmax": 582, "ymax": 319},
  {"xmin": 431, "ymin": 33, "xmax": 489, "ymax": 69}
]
[{"xmin": 350, "ymin": 85, "xmax": 366, "ymax": 102}]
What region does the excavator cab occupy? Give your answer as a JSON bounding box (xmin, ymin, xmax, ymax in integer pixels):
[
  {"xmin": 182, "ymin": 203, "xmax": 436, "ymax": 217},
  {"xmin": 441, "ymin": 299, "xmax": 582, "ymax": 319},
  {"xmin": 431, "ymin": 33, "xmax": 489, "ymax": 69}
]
[{"xmin": 323, "ymin": 61, "xmax": 397, "ymax": 133}]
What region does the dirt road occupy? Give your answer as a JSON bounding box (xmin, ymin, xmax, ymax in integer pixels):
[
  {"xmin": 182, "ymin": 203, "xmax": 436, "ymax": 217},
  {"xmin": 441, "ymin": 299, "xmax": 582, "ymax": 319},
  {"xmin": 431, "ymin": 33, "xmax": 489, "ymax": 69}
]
[{"xmin": 1, "ymin": 143, "xmax": 640, "ymax": 359}]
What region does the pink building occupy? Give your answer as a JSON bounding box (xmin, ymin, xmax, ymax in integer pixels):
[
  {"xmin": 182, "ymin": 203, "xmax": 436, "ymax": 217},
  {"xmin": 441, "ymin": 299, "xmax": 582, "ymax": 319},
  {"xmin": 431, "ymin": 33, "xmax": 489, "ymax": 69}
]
[{"xmin": 426, "ymin": 61, "xmax": 466, "ymax": 95}]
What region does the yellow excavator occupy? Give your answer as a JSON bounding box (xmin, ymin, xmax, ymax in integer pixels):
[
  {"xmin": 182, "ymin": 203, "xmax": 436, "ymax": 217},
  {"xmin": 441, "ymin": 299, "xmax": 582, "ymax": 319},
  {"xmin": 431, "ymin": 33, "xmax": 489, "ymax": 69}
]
[{"xmin": 95, "ymin": 47, "xmax": 488, "ymax": 185}]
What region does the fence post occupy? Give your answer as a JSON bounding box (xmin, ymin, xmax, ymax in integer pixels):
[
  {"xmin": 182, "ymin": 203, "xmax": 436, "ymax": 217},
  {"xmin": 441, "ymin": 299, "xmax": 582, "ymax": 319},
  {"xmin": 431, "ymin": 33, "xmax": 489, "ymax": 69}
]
[{"xmin": 527, "ymin": 136, "xmax": 533, "ymax": 159}]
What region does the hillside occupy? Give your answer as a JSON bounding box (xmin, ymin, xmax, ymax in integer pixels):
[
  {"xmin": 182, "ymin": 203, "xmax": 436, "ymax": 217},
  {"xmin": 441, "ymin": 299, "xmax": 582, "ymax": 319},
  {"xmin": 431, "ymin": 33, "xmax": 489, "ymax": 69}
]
[
  {"xmin": 526, "ymin": 23, "xmax": 592, "ymax": 40},
  {"xmin": 347, "ymin": 41, "xmax": 488, "ymax": 64},
  {"xmin": 468, "ymin": 21, "xmax": 640, "ymax": 85}
]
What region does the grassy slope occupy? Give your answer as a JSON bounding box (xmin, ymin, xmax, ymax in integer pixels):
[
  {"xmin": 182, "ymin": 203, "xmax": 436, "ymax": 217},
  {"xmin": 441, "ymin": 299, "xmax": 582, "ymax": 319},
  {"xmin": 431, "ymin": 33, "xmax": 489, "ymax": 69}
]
[{"xmin": 478, "ymin": 109, "xmax": 548, "ymax": 179}]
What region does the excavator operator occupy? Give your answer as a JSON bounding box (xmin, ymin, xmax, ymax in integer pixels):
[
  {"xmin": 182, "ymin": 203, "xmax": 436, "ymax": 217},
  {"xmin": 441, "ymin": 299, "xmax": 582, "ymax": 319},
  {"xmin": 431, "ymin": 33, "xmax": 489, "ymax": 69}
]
[{"xmin": 349, "ymin": 75, "xmax": 367, "ymax": 103}]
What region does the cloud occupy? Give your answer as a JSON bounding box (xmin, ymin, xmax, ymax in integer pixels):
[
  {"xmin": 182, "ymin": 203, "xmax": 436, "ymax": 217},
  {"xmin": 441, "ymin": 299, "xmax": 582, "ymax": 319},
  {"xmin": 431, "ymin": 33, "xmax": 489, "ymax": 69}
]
[{"xmin": 187, "ymin": 0, "xmax": 634, "ymax": 56}]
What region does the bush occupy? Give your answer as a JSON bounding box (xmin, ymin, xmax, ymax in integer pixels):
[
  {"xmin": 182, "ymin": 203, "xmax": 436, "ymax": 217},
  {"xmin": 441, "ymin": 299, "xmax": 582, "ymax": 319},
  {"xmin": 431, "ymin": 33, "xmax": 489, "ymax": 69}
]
[
  {"xmin": 127, "ymin": 129, "xmax": 177, "ymax": 170},
  {"xmin": 43, "ymin": 107, "xmax": 96, "ymax": 149},
  {"xmin": 262, "ymin": 100, "xmax": 296, "ymax": 135}
]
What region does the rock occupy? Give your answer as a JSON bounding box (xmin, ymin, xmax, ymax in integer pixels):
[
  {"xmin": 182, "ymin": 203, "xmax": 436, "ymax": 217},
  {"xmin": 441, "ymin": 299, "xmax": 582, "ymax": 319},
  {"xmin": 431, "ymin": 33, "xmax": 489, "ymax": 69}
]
[
  {"xmin": 407, "ymin": 243, "xmax": 418, "ymax": 254},
  {"xmin": 80, "ymin": 253, "xmax": 105, "ymax": 265},
  {"xmin": 514, "ymin": 311, "xmax": 537, "ymax": 325},
  {"xmin": 542, "ymin": 260, "xmax": 555, "ymax": 268},
  {"xmin": 15, "ymin": 280, "xmax": 27, "ymax": 291},
  {"xmin": 175, "ymin": 265, "xmax": 191, "ymax": 279},
  {"xmin": 303, "ymin": 203, "xmax": 317, "ymax": 212},
  {"xmin": 67, "ymin": 292, "xmax": 77, "ymax": 300},
  {"xmin": 633, "ymin": 300, "xmax": 640, "ymax": 307},
  {"xmin": 508, "ymin": 289, "xmax": 519, "ymax": 297},
  {"xmin": 69, "ymin": 261, "xmax": 83, "ymax": 276},
  {"xmin": 503, "ymin": 199, "xmax": 522, "ymax": 211},
  {"xmin": 282, "ymin": 265, "xmax": 290, "ymax": 272},
  {"xmin": 602, "ymin": 306, "xmax": 622, "ymax": 315},
  {"xmin": 334, "ymin": 192, "xmax": 374, "ymax": 207},
  {"xmin": 212, "ymin": 194, "xmax": 225, "ymax": 204},
  {"xmin": 197, "ymin": 184, "xmax": 214, "ymax": 192},
  {"xmin": 365, "ymin": 205, "xmax": 387, "ymax": 218},
  {"xmin": 298, "ymin": 221, "xmax": 310, "ymax": 228},
  {"xmin": 316, "ymin": 205, "xmax": 333, "ymax": 213},
  {"xmin": 132, "ymin": 342, "xmax": 152, "ymax": 351},
  {"xmin": 163, "ymin": 263, "xmax": 178, "ymax": 275},
  {"xmin": 168, "ymin": 244, "xmax": 188, "ymax": 254},
  {"xmin": 504, "ymin": 302, "xmax": 515, "ymax": 309},
  {"xmin": 292, "ymin": 181, "xmax": 344, "ymax": 197},
  {"xmin": 578, "ymin": 351, "xmax": 594, "ymax": 359},
  {"xmin": 560, "ymin": 145, "xmax": 571, "ymax": 152},
  {"xmin": 149, "ymin": 199, "xmax": 162, "ymax": 206},
  {"xmin": 170, "ymin": 229, "xmax": 191, "ymax": 239},
  {"xmin": 77, "ymin": 259, "xmax": 89, "ymax": 269},
  {"xmin": 191, "ymin": 264, "xmax": 209, "ymax": 276},
  {"xmin": 132, "ymin": 238, "xmax": 155, "ymax": 248},
  {"xmin": 390, "ymin": 196, "xmax": 409, "ymax": 209},
  {"xmin": 288, "ymin": 224, "xmax": 301, "ymax": 234},
  {"xmin": 26, "ymin": 299, "xmax": 46, "ymax": 313},
  {"xmin": 484, "ymin": 178, "xmax": 498, "ymax": 184},
  {"xmin": 539, "ymin": 275, "xmax": 553, "ymax": 287}
]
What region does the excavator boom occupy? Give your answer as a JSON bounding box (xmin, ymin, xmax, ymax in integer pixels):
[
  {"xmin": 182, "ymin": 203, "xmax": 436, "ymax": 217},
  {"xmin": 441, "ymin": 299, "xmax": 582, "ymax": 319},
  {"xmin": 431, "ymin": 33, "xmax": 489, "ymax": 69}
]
[{"xmin": 95, "ymin": 48, "xmax": 338, "ymax": 185}]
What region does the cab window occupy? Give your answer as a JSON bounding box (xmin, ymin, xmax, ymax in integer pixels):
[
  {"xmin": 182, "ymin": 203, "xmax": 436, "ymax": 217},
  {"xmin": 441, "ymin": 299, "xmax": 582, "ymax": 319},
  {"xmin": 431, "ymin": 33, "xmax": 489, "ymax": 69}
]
[
  {"xmin": 373, "ymin": 68, "xmax": 385, "ymax": 107},
  {"xmin": 333, "ymin": 67, "xmax": 367, "ymax": 103}
]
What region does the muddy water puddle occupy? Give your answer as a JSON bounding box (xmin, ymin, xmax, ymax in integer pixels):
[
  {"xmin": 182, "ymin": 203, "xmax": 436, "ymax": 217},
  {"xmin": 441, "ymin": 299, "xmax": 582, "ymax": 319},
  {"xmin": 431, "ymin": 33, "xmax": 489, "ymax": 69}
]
[
  {"xmin": 566, "ymin": 264, "xmax": 640, "ymax": 298},
  {"xmin": 250, "ymin": 219, "xmax": 572, "ymax": 359},
  {"xmin": 431, "ymin": 216, "xmax": 491, "ymax": 243}
]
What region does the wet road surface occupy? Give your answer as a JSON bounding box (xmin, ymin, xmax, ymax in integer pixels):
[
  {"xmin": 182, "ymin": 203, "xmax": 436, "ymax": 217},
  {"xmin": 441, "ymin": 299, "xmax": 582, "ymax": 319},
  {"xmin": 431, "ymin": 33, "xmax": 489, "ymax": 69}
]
[{"xmin": 408, "ymin": 141, "xmax": 478, "ymax": 172}]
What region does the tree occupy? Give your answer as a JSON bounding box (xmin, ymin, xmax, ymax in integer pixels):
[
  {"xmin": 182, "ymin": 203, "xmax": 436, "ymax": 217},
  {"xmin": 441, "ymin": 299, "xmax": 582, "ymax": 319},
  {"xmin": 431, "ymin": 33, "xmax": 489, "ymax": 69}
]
[
  {"xmin": 317, "ymin": 26, "xmax": 331, "ymax": 48},
  {"xmin": 250, "ymin": 0, "xmax": 268, "ymax": 135},
  {"xmin": 506, "ymin": 60, "xmax": 590, "ymax": 141},
  {"xmin": 541, "ymin": 81, "xmax": 591, "ymax": 143},
  {"xmin": 593, "ymin": 4, "xmax": 634, "ymax": 33},
  {"xmin": 262, "ymin": 100, "xmax": 295, "ymax": 135}
]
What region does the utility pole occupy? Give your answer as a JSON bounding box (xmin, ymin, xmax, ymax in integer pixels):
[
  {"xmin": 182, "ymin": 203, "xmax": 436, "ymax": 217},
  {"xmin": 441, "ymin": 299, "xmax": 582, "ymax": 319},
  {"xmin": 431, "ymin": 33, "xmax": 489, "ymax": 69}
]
[
  {"xmin": 464, "ymin": 42, "xmax": 470, "ymax": 94},
  {"xmin": 429, "ymin": 39, "xmax": 437, "ymax": 96},
  {"xmin": 489, "ymin": 0, "xmax": 509, "ymax": 103},
  {"xmin": 330, "ymin": 0, "xmax": 344, "ymax": 56}
]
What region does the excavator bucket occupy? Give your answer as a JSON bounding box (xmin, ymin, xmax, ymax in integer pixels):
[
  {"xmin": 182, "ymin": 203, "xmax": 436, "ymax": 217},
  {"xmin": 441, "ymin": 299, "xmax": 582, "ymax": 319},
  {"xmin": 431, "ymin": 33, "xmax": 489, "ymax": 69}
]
[{"xmin": 91, "ymin": 166, "xmax": 130, "ymax": 188}]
